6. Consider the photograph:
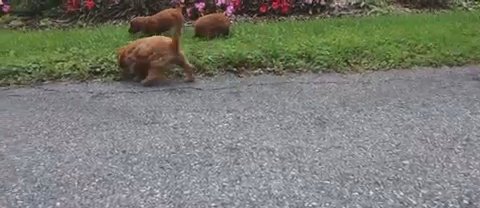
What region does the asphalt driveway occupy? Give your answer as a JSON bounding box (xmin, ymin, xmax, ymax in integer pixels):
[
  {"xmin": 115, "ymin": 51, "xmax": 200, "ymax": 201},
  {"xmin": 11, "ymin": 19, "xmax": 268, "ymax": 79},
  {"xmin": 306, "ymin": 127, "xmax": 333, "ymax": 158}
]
[{"xmin": 1, "ymin": 66, "xmax": 480, "ymax": 208}]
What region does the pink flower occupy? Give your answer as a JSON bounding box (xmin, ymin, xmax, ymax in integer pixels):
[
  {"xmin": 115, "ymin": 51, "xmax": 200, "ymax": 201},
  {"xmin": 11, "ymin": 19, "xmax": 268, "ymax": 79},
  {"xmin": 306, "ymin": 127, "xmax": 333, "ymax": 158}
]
[
  {"xmin": 84, "ymin": 0, "xmax": 95, "ymax": 10},
  {"xmin": 225, "ymin": 4, "xmax": 234, "ymax": 16},
  {"xmin": 232, "ymin": 0, "xmax": 241, "ymax": 10},
  {"xmin": 216, "ymin": 0, "xmax": 226, "ymax": 7},
  {"xmin": 280, "ymin": 0, "xmax": 290, "ymax": 14},
  {"xmin": 2, "ymin": 4, "xmax": 10, "ymax": 13},
  {"xmin": 259, "ymin": 3, "xmax": 268, "ymax": 14},
  {"xmin": 187, "ymin": 7, "xmax": 193, "ymax": 18},
  {"xmin": 281, "ymin": 4, "xmax": 289, "ymax": 14},
  {"xmin": 194, "ymin": 1, "xmax": 205, "ymax": 13},
  {"xmin": 272, "ymin": 0, "xmax": 280, "ymax": 10},
  {"xmin": 66, "ymin": 0, "xmax": 80, "ymax": 12}
]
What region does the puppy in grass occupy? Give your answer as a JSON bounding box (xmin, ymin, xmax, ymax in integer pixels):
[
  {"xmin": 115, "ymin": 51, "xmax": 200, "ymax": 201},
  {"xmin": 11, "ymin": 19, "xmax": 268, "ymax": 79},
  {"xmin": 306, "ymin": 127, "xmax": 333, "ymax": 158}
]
[
  {"xmin": 193, "ymin": 12, "xmax": 231, "ymax": 40},
  {"xmin": 117, "ymin": 12, "xmax": 195, "ymax": 86},
  {"xmin": 128, "ymin": 6, "xmax": 184, "ymax": 36}
]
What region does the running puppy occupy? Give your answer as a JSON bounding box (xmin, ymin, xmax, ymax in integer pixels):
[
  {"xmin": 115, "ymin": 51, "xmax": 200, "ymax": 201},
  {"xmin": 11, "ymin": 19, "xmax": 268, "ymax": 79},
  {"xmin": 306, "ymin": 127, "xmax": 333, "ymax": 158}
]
[
  {"xmin": 193, "ymin": 13, "xmax": 231, "ymax": 39},
  {"xmin": 118, "ymin": 12, "xmax": 195, "ymax": 86},
  {"xmin": 128, "ymin": 6, "xmax": 184, "ymax": 36}
]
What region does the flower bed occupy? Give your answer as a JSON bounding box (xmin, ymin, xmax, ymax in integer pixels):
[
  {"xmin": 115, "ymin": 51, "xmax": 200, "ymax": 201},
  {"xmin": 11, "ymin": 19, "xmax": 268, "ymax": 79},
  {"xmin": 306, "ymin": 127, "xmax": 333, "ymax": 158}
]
[
  {"xmin": 0, "ymin": 0, "xmax": 12, "ymax": 14},
  {"xmin": 62, "ymin": 0, "xmax": 343, "ymax": 21}
]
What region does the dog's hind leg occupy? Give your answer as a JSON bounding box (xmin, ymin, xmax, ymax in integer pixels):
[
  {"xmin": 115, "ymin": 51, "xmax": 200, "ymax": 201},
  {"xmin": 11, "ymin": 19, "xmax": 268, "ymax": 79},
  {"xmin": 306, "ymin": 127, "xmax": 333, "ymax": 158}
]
[
  {"xmin": 132, "ymin": 62, "xmax": 149, "ymax": 82},
  {"xmin": 141, "ymin": 59, "xmax": 168, "ymax": 86},
  {"xmin": 174, "ymin": 52, "xmax": 195, "ymax": 82},
  {"xmin": 223, "ymin": 28, "xmax": 230, "ymax": 37},
  {"xmin": 141, "ymin": 68, "xmax": 167, "ymax": 86},
  {"xmin": 120, "ymin": 67, "xmax": 133, "ymax": 80}
]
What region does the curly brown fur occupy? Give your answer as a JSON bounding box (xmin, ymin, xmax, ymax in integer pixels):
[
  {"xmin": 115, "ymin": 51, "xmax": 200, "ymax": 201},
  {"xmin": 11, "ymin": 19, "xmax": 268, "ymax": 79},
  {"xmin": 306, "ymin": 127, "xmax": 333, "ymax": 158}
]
[
  {"xmin": 128, "ymin": 6, "xmax": 184, "ymax": 36},
  {"xmin": 118, "ymin": 11, "xmax": 195, "ymax": 86},
  {"xmin": 193, "ymin": 13, "xmax": 231, "ymax": 39}
]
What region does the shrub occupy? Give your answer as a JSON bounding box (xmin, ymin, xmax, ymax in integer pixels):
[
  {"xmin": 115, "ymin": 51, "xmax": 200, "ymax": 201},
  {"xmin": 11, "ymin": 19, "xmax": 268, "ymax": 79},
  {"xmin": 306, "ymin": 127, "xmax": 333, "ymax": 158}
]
[
  {"xmin": 11, "ymin": 0, "xmax": 62, "ymax": 15},
  {"xmin": 395, "ymin": 0, "xmax": 452, "ymax": 9},
  {"xmin": 62, "ymin": 0, "xmax": 338, "ymax": 21},
  {"xmin": 8, "ymin": 0, "xmax": 463, "ymax": 22}
]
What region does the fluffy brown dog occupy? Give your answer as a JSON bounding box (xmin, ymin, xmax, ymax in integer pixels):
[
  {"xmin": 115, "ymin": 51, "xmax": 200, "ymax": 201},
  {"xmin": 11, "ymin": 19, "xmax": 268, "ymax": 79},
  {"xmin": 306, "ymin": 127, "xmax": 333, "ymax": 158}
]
[
  {"xmin": 128, "ymin": 6, "xmax": 184, "ymax": 36},
  {"xmin": 118, "ymin": 12, "xmax": 195, "ymax": 86},
  {"xmin": 193, "ymin": 13, "xmax": 231, "ymax": 39}
]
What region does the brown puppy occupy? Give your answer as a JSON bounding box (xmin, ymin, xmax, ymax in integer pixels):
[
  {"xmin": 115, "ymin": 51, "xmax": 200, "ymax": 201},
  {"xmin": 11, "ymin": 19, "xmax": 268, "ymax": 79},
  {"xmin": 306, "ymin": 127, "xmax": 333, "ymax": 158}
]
[
  {"xmin": 128, "ymin": 6, "xmax": 184, "ymax": 36},
  {"xmin": 118, "ymin": 12, "xmax": 195, "ymax": 86},
  {"xmin": 193, "ymin": 13, "xmax": 231, "ymax": 39}
]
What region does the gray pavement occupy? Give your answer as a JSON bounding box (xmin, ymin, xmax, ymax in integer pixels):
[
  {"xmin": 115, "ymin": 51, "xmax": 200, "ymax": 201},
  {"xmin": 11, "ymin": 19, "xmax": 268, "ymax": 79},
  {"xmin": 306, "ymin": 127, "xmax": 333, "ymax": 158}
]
[{"xmin": 1, "ymin": 66, "xmax": 480, "ymax": 208}]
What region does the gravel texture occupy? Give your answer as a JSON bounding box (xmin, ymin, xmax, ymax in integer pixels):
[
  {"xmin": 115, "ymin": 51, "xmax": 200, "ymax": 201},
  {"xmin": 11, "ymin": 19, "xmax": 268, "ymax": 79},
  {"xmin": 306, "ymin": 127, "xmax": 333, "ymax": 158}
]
[{"xmin": 1, "ymin": 66, "xmax": 480, "ymax": 208}]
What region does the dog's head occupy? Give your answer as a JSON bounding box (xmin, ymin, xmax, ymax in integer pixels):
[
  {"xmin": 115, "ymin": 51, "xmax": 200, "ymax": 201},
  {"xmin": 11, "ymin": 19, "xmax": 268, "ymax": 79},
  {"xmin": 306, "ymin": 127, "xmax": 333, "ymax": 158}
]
[{"xmin": 128, "ymin": 17, "xmax": 144, "ymax": 34}]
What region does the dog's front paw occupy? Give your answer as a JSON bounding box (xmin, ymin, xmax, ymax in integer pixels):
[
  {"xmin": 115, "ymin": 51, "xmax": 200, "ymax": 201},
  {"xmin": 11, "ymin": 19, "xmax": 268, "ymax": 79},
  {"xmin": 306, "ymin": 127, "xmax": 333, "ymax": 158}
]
[
  {"xmin": 184, "ymin": 76, "xmax": 195, "ymax": 82},
  {"xmin": 141, "ymin": 79, "xmax": 156, "ymax": 87}
]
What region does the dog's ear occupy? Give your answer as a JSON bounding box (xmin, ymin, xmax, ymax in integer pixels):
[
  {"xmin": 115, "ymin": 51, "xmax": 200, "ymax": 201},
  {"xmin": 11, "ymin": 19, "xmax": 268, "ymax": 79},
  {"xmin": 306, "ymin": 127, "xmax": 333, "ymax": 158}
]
[
  {"xmin": 128, "ymin": 19, "xmax": 139, "ymax": 34},
  {"xmin": 128, "ymin": 22, "xmax": 135, "ymax": 33}
]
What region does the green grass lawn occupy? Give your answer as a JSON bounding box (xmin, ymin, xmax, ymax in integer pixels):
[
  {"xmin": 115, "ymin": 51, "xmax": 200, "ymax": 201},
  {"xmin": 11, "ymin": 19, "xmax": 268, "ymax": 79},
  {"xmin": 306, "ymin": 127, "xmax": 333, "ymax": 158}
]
[{"xmin": 1, "ymin": 11, "xmax": 480, "ymax": 85}]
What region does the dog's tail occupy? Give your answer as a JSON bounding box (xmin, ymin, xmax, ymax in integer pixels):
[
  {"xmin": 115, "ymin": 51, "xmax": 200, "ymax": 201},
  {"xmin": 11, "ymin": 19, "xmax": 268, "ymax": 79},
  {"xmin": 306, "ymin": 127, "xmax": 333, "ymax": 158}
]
[
  {"xmin": 117, "ymin": 46, "xmax": 128, "ymax": 68},
  {"xmin": 171, "ymin": 5, "xmax": 184, "ymax": 54}
]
